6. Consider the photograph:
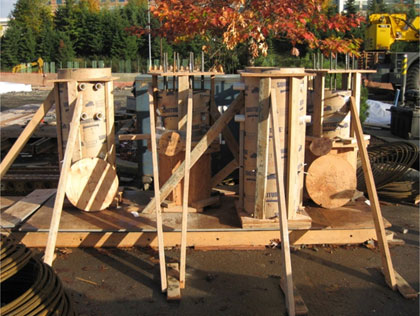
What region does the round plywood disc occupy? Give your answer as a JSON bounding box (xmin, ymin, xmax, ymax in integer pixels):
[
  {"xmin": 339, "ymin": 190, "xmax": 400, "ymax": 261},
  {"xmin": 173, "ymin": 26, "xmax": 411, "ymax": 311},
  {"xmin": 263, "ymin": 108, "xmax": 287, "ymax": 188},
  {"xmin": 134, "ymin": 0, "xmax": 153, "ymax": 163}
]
[
  {"xmin": 306, "ymin": 155, "xmax": 356, "ymax": 209},
  {"xmin": 66, "ymin": 158, "xmax": 119, "ymax": 211},
  {"xmin": 309, "ymin": 137, "xmax": 333, "ymax": 156},
  {"xmin": 158, "ymin": 131, "xmax": 182, "ymax": 156}
]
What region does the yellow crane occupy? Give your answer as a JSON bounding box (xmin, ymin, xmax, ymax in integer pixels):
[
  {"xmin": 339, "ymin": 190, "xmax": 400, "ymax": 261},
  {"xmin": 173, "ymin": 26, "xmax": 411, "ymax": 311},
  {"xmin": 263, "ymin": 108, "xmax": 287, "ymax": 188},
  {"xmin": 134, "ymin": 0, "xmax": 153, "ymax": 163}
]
[{"xmin": 12, "ymin": 57, "xmax": 44, "ymax": 74}]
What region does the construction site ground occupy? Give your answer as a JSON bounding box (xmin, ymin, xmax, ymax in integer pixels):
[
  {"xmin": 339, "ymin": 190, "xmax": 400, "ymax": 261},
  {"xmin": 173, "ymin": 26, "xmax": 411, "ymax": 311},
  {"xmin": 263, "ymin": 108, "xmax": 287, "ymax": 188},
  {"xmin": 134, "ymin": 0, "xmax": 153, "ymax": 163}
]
[{"xmin": 1, "ymin": 87, "xmax": 419, "ymax": 315}]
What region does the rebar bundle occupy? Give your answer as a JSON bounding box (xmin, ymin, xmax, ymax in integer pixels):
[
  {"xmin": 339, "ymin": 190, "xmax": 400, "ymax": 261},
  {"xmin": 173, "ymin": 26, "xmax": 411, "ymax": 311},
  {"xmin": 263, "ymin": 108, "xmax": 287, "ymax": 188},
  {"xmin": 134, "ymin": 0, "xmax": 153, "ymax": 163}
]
[
  {"xmin": 357, "ymin": 142, "xmax": 419, "ymax": 191},
  {"xmin": 1, "ymin": 235, "xmax": 76, "ymax": 315}
]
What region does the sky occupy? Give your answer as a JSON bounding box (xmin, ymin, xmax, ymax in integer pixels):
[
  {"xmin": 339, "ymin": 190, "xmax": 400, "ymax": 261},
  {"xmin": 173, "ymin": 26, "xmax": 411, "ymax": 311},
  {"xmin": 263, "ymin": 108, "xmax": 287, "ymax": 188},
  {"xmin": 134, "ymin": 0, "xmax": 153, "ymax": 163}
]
[{"xmin": 0, "ymin": 0, "xmax": 16, "ymax": 18}]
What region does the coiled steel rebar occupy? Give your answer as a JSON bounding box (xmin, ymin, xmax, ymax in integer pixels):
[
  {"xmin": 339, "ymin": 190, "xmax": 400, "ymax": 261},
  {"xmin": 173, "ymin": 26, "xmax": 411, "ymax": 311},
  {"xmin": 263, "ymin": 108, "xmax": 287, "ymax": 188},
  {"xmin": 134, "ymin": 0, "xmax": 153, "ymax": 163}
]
[
  {"xmin": 357, "ymin": 142, "xmax": 419, "ymax": 191},
  {"xmin": 1, "ymin": 235, "xmax": 76, "ymax": 315}
]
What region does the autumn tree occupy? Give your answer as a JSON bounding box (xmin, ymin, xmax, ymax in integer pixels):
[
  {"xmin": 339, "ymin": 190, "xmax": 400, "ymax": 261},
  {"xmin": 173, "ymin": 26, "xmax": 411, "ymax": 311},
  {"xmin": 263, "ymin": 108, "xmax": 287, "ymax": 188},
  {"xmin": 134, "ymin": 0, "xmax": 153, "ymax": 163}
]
[{"xmin": 148, "ymin": 0, "xmax": 365, "ymax": 61}]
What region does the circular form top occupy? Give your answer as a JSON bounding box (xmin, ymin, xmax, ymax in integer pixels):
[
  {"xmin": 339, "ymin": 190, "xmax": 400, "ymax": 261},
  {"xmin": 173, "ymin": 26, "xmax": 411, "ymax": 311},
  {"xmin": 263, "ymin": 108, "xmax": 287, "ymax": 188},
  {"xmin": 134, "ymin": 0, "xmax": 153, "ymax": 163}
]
[
  {"xmin": 305, "ymin": 155, "xmax": 356, "ymax": 209},
  {"xmin": 66, "ymin": 158, "xmax": 119, "ymax": 212},
  {"xmin": 309, "ymin": 137, "xmax": 333, "ymax": 157},
  {"xmin": 58, "ymin": 68, "xmax": 112, "ymax": 80}
]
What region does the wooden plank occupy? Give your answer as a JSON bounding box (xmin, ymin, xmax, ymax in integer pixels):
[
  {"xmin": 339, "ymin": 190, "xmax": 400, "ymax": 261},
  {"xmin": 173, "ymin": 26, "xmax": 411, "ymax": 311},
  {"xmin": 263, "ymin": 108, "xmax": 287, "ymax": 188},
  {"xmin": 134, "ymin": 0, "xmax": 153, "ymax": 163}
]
[
  {"xmin": 44, "ymin": 94, "xmax": 84, "ymax": 266},
  {"xmin": 54, "ymin": 83, "xmax": 64, "ymax": 163},
  {"xmin": 180, "ymin": 89, "xmax": 193, "ymax": 288},
  {"xmin": 349, "ymin": 96, "xmax": 396, "ymax": 289},
  {"xmin": 104, "ymin": 81, "xmax": 116, "ymax": 166},
  {"xmin": 118, "ymin": 134, "xmax": 151, "ymax": 141},
  {"xmin": 394, "ymin": 270, "xmax": 418, "ymax": 299},
  {"xmin": 271, "ymin": 89, "xmax": 295, "ymax": 316},
  {"xmin": 350, "ymin": 72, "xmax": 361, "ymax": 138},
  {"xmin": 209, "ymin": 106, "xmax": 240, "ymax": 163},
  {"xmin": 0, "ymin": 90, "xmax": 55, "ymax": 178},
  {"xmin": 280, "ymin": 281, "xmax": 308, "ymax": 315},
  {"xmin": 239, "ymin": 110, "xmax": 245, "ymax": 210},
  {"xmin": 142, "ymin": 92, "xmax": 244, "ymax": 214},
  {"xmin": 177, "ymin": 75, "xmax": 189, "ymax": 130},
  {"xmin": 210, "ymin": 159, "xmax": 239, "ymax": 188},
  {"xmin": 190, "ymin": 196, "xmax": 220, "ymax": 209},
  {"xmin": 167, "ymin": 263, "xmax": 181, "ymax": 300},
  {"xmin": 312, "ymin": 74, "xmax": 325, "ymax": 137},
  {"xmin": 9, "ymin": 228, "xmax": 382, "ymax": 249},
  {"xmin": 0, "ymin": 196, "xmax": 22, "ymax": 212},
  {"xmin": 254, "ymin": 78, "xmax": 271, "ymax": 219},
  {"xmin": 287, "ymin": 77, "xmax": 301, "ymax": 220},
  {"xmin": 0, "ymin": 189, "xmax": 56, "ymax": 229},
  {"xmin": 148, "ymin": 83, "xmax": 168, "ymax": 292}
]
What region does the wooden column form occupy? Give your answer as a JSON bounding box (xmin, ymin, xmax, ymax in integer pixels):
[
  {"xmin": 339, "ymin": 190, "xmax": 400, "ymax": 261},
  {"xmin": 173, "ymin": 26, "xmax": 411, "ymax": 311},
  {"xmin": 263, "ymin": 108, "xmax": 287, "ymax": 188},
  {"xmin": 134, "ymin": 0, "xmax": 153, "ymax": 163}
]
[
  {"xmin": 142, "ymin": 92, "xmax": 244, "ymax": 214},
  {"xmin": 350, "ymin": 72, "xmax": 361, "ymax": 138},
  {"xmin": 286, "ymin": 78, "xmax": 301, "ymax": 220},
  {"xmin": 0, "ymin": 90, "xmax": 55, "ymax": 178},
  {"xmin": 180, "ymin": 89, "xmax": 193, "ymax": 289},
  {"xmin": 271, "ymin": 89, "xmax": 295, "ymax": 316},
  {"xmin": 44, "ymin": 94, "xmax": 83, "ymax": 266},
  {"xmin": 254, "ymin": 78, "xmax": 271, "ymax": 219},
  {"xmin": 311, "ymin": 73, "xmax": 325, "ymax": 138},
  {"xmin": 148, "ymin": 84, "xmax": 168, "ymax": 292}
]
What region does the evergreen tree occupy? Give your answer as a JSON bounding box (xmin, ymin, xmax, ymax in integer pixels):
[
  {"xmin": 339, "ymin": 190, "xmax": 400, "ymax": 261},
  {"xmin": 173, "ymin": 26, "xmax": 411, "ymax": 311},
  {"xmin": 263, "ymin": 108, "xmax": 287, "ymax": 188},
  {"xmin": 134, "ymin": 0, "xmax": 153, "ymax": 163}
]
[{"xmin": 345, "ymin": 0, "xmax": 357, "ymax": 15}]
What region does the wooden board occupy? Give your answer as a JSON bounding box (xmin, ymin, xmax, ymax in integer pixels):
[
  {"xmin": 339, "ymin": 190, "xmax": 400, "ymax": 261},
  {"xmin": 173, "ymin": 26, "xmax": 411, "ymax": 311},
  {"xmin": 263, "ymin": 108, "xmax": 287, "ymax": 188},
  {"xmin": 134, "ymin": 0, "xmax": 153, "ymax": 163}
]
[
  {"xmin": 0, "ymin": 196, "xmax": 22, "ymax": 211},
  {"xmin": 0, "ymin": 189, "xmax": 56, "ymax": 229},
  {"xmin": 280, "ymin": 281, "xmax": 308, "ymax": 315},
  {"xmin": 65, "ymin": 158, "xmax": 119, "ymax": 211},
  {"xmin": 254, "ymin": 78, "xmax": 271, "ymax": 219},
  {"xmin": 167, "ymin": 263, "xmax": 181, "ymax": 300},
  {"xmin": 306, "ymin": 155, "xmax": 356, "ymax": 209}
]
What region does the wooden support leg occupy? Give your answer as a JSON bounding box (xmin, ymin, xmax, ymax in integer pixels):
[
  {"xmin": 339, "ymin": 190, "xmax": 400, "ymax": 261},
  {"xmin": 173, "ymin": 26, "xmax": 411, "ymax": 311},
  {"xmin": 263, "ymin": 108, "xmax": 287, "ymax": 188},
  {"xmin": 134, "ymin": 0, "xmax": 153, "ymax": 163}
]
[
  {"xmin": 0, "ymin": 90, "xmax": 55, "ymax": 178},
  {"xmin": 148, "ymin": 84, "xmax": 168, "ymax": 293},
  {"xmin": 142, "ymin": 92, "xmax": 244, "ymax": 214},
  {"xmin": 44, "ymin": 94, "xmax": 83, "ymax": 266},
  {"xmin": 254, "ymin": 78, "xmax": 271, "ymax": 219},
  {"xmin": 179, "ymin": 89, "xmax": 193, "ymax": 290},
  {"xmin": 239, "ymin": 109, "xmax": 245, "ymax": 210},
  {"xmin": 349, "ymin": 96, "xmax": 396, "ymax": 289},
  {"xmin": 271, "ymin": 89, "xmax": 296, "ymax": 316}
]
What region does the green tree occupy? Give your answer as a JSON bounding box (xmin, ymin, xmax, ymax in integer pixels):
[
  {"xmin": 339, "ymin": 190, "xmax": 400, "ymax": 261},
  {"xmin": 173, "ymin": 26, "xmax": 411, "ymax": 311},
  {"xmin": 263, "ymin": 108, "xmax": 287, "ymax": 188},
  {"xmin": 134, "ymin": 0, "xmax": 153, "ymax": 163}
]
[
  {"xmin": 345, "ymin": 0, "xmax": 358, "ymax": 15},
  {"xmin": 55, "ymin": 32, "xmax": 75, "ymax": 63}
]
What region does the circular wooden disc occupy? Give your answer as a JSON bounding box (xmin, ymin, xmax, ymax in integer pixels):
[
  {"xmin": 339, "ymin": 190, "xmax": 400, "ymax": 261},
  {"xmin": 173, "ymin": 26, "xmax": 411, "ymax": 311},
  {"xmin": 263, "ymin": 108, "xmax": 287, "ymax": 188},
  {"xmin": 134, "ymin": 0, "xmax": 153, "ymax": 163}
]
[
  {"xmin": 309, "ymin": 137, "xmax": 333, "ymax": 156},
  {"xmin": 158, "ymin": 131, "xmax": 182, "ymax": 156},
  {"xmin": 306, "ymin": 155, "xmax": 356, "ymax": 209},
  {"xmin": 66, "ymin": 158, "xmax": 119, "ymax": 212}
]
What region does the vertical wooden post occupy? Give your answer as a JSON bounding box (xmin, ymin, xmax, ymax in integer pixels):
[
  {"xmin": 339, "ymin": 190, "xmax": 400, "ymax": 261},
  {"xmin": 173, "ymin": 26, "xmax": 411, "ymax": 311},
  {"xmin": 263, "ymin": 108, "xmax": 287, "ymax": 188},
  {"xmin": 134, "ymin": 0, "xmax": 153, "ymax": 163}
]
[
  {"xmin": 148, "ymin": 83, "xmax": 168, "ymax": 292},
  {"xmin": 254, "ymin": 78, "xmax": 271, "ymax": 219},
  {"xmin": 271, "ymin": 89, "xmax": 295, "ymax": 316},
  {"xmin": 104, "ymin": 81, "xmax": 116, "ymax": 166},
  {"xmin": 239, "ymin": 109, "xmax": 245, "ymax": 210},
  {"xmin": 177, "ymin": 75, "xmax": 189, "ymax": 130},
  {"xmin": 180, "ymin": 89, "xmax": 193, "ymax": 288},
  {"xmin": 349, "ymin": 96, "xmax": 396, "ymax": 289},
  {"xmin": 149, "ymin": 84, "xmax": 167, "ymax": 292},
  {"xmin": 44, "ymin": 94, "xmax": 83, "ymax": 266},
  {"xmin": 350, "ymin": 72, "xmax": 361, "ymax": 138},
  {"xmin": 286, "ymin": 77, "xmax": 301, "ymax": 220},
  {"xmin": 0, "ymin": 90, "xmax": 55, "ymax": 178},
  {"xmin": 312, "ymin": 74, "xmax": 325, "ymax": 137},
  {"xmin": 54, "ymin": 83, "xmax": 64, "ymax": 164}
]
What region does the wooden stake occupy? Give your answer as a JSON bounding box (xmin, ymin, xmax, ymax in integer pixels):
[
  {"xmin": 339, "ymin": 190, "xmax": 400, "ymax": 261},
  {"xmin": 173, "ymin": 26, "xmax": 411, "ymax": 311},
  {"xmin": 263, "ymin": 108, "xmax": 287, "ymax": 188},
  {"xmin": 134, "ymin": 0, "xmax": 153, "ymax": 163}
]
[
  {"xmin": 44, "ymin": 94, "xmax": 83, "ymax": 266},
  {"xmin": 180, "ymin": 89, "xmax": 193, "ymax": 289},
  {"xmin": 312, "ymin": 74, "xmax": 325, "ymax": 138},
  {"xmin": 254, "ymin": 78, "xmax": 271, "ymax": 219},
  {"xmin": 0, "ymin": 90, "xmax": 55, "ymax": 179},
  {"xmin": 349, "ymin": 96, "xmax": 396, "ymax": 289},
  {"xmin": 239, "ymin": 108, "xmax": 245, "ymax": 210},
  {"xmin": 142, "ymin": 92, "xmax": 244, "ymax": 214},
  {"xmin": 271, "ymin": 89, "xmax": 296, "ymax": 316},
  {"xmin": 148, "ymin": 83, "xmax": 168, "ymax": 292}
]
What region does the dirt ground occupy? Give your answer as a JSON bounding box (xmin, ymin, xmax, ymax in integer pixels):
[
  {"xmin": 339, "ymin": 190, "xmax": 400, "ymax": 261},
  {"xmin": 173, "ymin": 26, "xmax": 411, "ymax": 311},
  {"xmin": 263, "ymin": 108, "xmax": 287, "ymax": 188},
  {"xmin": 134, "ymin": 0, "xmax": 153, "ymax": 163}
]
[{"xmin": 25, "ymin": 204, "xmax": 418, "ymax": 316}]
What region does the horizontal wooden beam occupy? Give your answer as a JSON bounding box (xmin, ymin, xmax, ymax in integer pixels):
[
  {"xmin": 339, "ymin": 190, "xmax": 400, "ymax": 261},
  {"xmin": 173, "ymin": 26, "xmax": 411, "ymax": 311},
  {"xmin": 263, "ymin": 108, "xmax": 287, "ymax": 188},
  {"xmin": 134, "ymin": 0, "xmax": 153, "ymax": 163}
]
[{"xmin": 8, "ymin": 228, "xmax": 379, "ymax": 249}]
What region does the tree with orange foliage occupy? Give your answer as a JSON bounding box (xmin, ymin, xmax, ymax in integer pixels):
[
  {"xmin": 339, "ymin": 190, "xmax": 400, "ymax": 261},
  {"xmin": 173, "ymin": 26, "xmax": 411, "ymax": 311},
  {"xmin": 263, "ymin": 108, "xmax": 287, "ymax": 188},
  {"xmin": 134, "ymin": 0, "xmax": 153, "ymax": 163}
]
[{"xmin": 146, "ymin": 0, "xmax": 364, "ymax": 59}]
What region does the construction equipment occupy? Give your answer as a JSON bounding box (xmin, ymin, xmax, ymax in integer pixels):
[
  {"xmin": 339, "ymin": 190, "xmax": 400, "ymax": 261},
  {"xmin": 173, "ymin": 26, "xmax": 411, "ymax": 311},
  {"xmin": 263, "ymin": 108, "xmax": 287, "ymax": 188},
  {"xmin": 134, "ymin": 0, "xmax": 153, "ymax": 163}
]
[
  {"xmin": 12, "ymin": 57, "xmax": 44, "ymax": 73},
  {"xmin": 363, "ymin": 14, "xmax": 419, "ymax": 90}
]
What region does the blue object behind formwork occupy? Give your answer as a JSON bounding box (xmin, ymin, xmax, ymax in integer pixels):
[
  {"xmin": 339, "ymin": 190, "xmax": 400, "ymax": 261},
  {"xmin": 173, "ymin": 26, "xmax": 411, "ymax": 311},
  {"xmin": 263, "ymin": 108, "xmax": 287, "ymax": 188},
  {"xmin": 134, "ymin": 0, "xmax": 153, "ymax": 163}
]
[{"xmin": 134, "ymin": 74, "xmax": 240, "ymax": 178}]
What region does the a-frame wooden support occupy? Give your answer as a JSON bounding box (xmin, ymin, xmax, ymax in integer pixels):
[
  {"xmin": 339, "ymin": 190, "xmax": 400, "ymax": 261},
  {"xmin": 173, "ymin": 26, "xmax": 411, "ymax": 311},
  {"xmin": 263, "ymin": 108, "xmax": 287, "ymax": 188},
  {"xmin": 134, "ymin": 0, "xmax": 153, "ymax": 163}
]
[
  {"xmin": 349, "ymin": 96, "xmax": 417, "ymax": 299},
  {"xmin": 44, "ymin": 88, "xmax": 83, "ymax": 265}
]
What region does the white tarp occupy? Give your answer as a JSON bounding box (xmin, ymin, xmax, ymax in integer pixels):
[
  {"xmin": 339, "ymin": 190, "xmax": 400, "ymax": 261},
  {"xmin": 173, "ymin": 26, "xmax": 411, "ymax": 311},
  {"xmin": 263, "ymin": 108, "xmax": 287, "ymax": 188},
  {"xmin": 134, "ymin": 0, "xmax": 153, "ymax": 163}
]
[
  {"xmin": 365, "ymin": 99, "xmax": 392, "ymax": 125},
  {"xmin": 0, "ymin": 82, "xmax": 32, "ymax": 94}
]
